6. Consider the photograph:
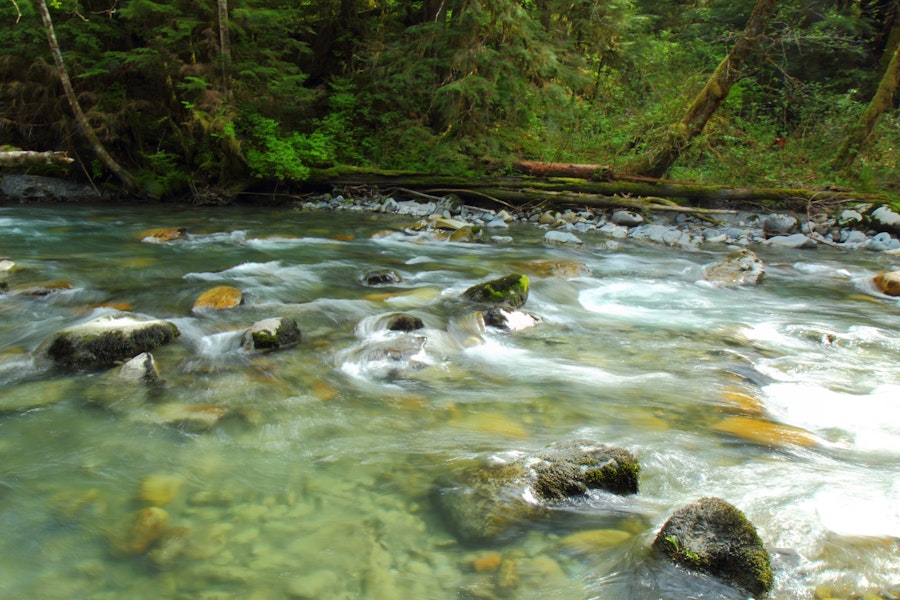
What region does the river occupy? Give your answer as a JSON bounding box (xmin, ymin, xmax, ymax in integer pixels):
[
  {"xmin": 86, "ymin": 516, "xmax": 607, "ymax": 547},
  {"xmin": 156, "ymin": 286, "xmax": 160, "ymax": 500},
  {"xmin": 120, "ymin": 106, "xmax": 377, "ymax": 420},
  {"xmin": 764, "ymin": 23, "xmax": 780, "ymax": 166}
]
[{"xmin": 1, "ymin": 203, "xmax": 898, "ymax": 599}]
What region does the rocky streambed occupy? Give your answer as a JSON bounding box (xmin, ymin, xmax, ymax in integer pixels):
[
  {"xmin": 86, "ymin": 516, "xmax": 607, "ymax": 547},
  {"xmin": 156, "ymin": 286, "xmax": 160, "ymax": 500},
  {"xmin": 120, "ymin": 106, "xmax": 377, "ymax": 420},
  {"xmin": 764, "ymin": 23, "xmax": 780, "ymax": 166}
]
[{"xmin": 2, "ymin": 178, "xmax": 900, "ymax": 599}]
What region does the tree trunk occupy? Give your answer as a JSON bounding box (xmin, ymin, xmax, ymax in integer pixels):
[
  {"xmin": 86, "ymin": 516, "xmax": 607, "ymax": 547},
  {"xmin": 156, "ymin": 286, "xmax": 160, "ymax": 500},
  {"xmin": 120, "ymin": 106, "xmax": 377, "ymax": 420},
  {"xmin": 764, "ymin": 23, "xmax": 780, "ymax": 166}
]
[
  {"xmin": 217, "ymin": 0, "xmax": 232, "ymax": 100},
  {"xmin": 36, "ymin": 0, "xmax": 137, "ymax": 194},
  {"xmin": 829, "ymin": 14, "xmax": 900, "ymax": 171},
  {"xmin": 0, "ymin": 150, "xmax": 74, "ymax": 166},
  {"xmin": 305, "ymin": 166, "xmax": 889, "ymax": 205},
  {"xmin": 626, "ymin": 0, "xmax": 779, "ymax": 178}
]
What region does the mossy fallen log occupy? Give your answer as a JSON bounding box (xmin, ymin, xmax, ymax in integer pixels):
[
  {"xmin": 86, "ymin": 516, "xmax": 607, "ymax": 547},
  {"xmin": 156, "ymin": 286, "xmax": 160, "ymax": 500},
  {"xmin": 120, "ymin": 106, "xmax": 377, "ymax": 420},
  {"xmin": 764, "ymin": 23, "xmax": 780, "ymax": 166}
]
[
  {"xmin": 0, "ymin": 150, "xmax": 74, "ymax": 166},
  {"xmin": 306, "ymin": 166, "xmax": 890, "ymax": 208}
]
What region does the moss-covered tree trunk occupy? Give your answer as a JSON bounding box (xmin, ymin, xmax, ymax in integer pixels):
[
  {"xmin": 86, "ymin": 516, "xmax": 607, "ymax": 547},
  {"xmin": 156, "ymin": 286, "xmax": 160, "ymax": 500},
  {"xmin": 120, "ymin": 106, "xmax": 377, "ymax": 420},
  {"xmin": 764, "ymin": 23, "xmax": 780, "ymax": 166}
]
[
  {"xmin": 217, "ymin": 0, "xmax": 232, "ymax": 100},
  {"xmin": 626, "ymin": 0, "xmax": 779, "ymax": 178},
  {"xmin": 829, "ymin": 15, "xmax": 900, "ymax": 171},
  {"xmin": 37, "ymin": 0, "xmax": 136, "ymax": 194}
]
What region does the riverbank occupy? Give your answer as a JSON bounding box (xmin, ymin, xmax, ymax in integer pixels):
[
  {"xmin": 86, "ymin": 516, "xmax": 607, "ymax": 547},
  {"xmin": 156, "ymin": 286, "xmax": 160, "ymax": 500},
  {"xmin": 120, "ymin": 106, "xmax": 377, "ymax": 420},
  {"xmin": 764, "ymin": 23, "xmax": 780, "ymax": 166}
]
[{"xmin": 4, "ymin": 172, "xmax": 900, "ymax": 256}]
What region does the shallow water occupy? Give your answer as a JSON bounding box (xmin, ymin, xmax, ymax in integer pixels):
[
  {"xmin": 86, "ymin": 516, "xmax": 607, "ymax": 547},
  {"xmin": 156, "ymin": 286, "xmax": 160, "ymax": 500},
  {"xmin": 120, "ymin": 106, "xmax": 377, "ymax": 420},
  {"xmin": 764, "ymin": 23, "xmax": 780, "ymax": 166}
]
[{"xmin": 1, "ymin": 203, "xmax": 898, "ymax": 599}]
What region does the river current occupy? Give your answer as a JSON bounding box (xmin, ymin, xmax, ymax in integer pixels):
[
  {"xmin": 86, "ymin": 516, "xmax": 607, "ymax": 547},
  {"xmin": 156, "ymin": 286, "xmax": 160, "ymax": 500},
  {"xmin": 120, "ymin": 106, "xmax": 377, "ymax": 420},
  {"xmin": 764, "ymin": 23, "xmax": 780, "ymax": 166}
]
[{"xmin": 0, "ymin": 203, "xmax": 898, "ymax": 599}]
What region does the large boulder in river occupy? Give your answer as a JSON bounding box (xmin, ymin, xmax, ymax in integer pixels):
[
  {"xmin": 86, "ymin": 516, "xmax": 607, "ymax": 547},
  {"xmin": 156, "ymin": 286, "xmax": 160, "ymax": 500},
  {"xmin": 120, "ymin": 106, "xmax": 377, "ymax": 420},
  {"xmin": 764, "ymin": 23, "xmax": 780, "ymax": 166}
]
[
  {"xmin": 653, "ymin": 497, "xmax": 773, "ymax": 596},
  {"xmin": 43, "ymin": 313, "xmax": 180, "ymax": 369},
  {"xmin": 242, "ymin": 317, "xmax": 301, "ymax": 350},
  {"xmin": 704, "ymin": 249, "xmax": 766, "ymax": 286},
  {"xmin": 433, "ymin": 439, "xmax": 640, "ymax": 543},
  {"xmin": 462, "ymin": 274, "xmax": 529, "ymax": 309}
]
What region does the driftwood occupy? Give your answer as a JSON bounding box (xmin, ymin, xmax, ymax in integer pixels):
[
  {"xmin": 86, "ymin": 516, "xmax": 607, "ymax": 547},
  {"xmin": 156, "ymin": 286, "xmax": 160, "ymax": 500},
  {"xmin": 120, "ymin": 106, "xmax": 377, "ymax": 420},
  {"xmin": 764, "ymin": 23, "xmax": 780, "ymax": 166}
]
[{"xmin": 0, "ymin": 150, "xmax": 74, "ymax": 166}]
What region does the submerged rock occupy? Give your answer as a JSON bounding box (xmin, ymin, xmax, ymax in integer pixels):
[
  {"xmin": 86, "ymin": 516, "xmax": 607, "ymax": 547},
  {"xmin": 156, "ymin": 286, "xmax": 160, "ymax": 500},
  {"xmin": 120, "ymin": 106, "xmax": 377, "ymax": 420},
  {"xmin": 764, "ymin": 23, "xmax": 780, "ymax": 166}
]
[
  {"xmin": 462, "ymin": 274, "xmax": 530, "ymax": 309},
  {"xmin": 433, "ymin": 439, "xmax": 640, "ymax": 544},
  {"xmin": 192, "ymin": 285, "xmax": 243, "ymax": 311},
  {"xmin": 432, "ymin": 460, "xmax": 539, "ymax": 544},
  {"xmin": 242, "ymin": 317, "xmax": 301, "ymax": 350},
  {"xmin": 138, "ymin": 473, "xmax": 184, "ymax": 507},
  {"xmin": 114, "ymin": 506, "xmax": 170, "ymax": 554},
  {"xmin": 42, "ymin": 313, "xmax": 180, "ymax": 369},
  {"xmin": 653, "ymin": 497, "xmax": 773, "ymax": 596},
  {"xmin": 712, "ymin": 415, "xmax": 817, "ymax": 448},
  {"xmin": 873, "ymin": 271, "xmax": 900, "ymax": 296},
  {"xmin": 116, "ymin": 352, "xmax": 163, "ymax": 384},
  {"xmin": 704, "ymin": 249, "xmax": 766, "ymax": 286}
]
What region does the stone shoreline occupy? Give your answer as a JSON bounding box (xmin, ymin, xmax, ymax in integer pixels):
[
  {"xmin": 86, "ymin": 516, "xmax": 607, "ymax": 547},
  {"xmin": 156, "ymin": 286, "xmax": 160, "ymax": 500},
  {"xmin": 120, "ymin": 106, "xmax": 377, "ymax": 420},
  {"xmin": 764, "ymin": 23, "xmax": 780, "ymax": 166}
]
[
  {"xmin": 4, "ymin": 172, "xmax": 900, "ymax": 253},
  {"xmin": 297, "ymin": 190, "xmax": 900, "ymax": 254}
]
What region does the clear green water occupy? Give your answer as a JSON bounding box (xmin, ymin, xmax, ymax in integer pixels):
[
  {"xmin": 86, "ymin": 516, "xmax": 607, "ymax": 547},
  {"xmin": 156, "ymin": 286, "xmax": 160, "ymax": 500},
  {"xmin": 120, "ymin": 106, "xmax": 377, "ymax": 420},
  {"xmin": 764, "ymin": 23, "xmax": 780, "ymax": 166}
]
[{"xmin": 1, "ymin": 204, "xmax": 898, "ymax": 599}]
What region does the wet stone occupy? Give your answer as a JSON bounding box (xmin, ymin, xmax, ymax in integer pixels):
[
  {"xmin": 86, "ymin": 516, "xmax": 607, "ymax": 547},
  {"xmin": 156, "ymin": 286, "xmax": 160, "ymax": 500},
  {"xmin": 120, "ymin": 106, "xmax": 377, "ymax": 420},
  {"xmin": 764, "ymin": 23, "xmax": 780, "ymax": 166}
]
[
  {"xmin": 363, "ymin": 269, "xmax": 402, "ymax": 286},
  {"xmin": 192, "ymin": 286, "xmax": 243, "ymax": 312}
]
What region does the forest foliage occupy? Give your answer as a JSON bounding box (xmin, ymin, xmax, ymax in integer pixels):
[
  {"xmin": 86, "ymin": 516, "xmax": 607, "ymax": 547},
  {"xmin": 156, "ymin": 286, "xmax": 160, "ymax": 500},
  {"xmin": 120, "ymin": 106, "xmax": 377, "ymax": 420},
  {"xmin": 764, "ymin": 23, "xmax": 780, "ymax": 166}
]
[{"xmin": 0, "ymin": 0, "xmax": 897, "ymax": 199}]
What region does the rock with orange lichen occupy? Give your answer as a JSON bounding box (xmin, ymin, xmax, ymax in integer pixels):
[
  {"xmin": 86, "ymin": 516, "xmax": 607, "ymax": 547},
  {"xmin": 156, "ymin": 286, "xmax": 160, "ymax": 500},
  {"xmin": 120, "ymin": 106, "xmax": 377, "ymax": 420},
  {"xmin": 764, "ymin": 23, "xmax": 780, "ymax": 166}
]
[
  {"xmin": 192, "ymin": 285, "xmax": 243, "ymax": 312},
  {"xmin": 139, "ymin": 227, "xmax": 186, "ymax": 242},
  {"xmin": 873, "ymin": 271, "xmax": 900, "ymax": 296}
]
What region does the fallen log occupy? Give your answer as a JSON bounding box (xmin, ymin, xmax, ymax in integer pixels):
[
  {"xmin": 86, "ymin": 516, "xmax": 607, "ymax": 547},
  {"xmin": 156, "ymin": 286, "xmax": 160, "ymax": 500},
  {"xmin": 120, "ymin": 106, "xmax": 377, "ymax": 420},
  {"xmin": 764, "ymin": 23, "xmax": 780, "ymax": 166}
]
[
  {"xmin": 0, "ymin": 150, "xmax": 74, "ymax": 166},
  {"xmin": 307, "ymin": 166, "xmax": 890, "ymax": 206}
]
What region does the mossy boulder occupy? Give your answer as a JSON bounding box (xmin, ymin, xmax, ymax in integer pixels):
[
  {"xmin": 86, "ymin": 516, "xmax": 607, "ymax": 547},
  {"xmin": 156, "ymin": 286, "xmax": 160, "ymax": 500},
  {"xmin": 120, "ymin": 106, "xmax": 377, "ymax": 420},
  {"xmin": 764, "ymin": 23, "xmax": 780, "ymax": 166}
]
[
  {"xmin": 242, "ymin": 317, "xmax": 301, "ymax": 350},
  {"xmin": 462, "ymin": 274, "xmax": 530, "ymax": 308},
  {"xmin": 531, "ymin": 439, "xmax": 640, "ymax": 500},
  {"xmin": 653, "ymin": 497, "xmax": 773, "ymax": 596},
  {"xmin": 42, "ymin": 313, "xmax": 180, "ymax": 369}
]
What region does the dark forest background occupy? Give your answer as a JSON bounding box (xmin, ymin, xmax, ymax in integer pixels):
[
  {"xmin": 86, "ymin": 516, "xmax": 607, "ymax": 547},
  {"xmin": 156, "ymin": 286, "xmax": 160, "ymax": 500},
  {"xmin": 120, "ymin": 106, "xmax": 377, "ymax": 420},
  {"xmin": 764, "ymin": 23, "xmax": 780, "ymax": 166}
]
[{"xmin": 1, "ymin": 0, "xmax": 897, "ymax": 200}]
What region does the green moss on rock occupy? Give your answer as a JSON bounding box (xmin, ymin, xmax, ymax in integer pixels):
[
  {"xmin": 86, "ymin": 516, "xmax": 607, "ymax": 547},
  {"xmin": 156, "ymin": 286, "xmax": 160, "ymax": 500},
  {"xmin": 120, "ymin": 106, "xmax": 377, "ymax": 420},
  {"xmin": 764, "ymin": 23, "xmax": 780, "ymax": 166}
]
[
  {"xmin": 462, "ymin": 274, "xmax": 530, "ymax": 308},
  {"xmin": 653, "ymin": 497, "xmax": 773, "ymax": 596},
  {"xmin": 532, "ymin": 440, "xmax": 640, "ymax": 500}
]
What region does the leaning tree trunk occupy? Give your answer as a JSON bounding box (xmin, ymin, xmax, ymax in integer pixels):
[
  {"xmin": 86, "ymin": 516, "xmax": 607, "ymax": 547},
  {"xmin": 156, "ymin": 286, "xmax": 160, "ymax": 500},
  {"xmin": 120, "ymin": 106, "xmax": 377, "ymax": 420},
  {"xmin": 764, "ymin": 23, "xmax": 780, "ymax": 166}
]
[
  {"xmin": 626, "ymin": 0, "xmax": 779, "ymax": 178},
  {"xmin": 829, "ymin": 14, "xmax": 900, "ymax": 171},
  {"xmin": 37, "ymin": 0, "xmax": 137, "ymax": 193}
]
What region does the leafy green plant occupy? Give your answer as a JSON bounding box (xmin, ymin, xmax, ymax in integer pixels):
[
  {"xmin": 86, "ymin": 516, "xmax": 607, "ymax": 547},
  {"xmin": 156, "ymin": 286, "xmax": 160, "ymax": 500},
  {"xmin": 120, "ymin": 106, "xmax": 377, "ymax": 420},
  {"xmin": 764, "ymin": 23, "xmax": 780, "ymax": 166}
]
[{"xmin": 236, "ymin": 109, "xmax": 334, "ymax": 182}]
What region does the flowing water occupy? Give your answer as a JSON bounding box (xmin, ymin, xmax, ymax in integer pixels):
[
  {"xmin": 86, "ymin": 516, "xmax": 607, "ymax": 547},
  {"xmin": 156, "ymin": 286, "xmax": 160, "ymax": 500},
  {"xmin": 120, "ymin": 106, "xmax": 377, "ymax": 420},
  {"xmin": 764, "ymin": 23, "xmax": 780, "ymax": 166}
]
[{"xmin": 1, "ymin": 203, "xmax": 898, "ymax": 600}]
